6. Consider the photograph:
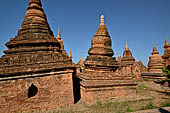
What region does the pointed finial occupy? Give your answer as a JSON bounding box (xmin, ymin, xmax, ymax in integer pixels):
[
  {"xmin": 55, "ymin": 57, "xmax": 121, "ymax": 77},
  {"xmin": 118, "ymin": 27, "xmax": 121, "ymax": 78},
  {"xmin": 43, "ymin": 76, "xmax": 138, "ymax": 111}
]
[
  {"xmin": 80, "ymin": 57, "xmax": 83, "ymax": 62},
  {"xmin": 57, "ymin": 29, "xmax": 61, "ymax": 39},
  {"xmin": 118, "ymin": 52, "xmax": 121, "ymax": 57},
  {"xmin": 153, "ymin": 43, "xmax": 157, "ymax": 52},
  {"xmin": 100, "ymin": 15, "xmax": 105, "ymax": 25},
  {"xmin": 69, "ymin": 50, "xmax": 72, "ymax": 59},
  {"xmin": 152, "ymin": 43, "xmax": 159, "ymax": 55},
  {"xmin": 165, "ymin": 37, "xmax": 169, "ymax": 46},
  {"xmin": 125, "ymin": 42, "xmax": 129, "ymax": 50},
  {"xmin": 118, "ymin": 51, "xmax": 121, "ymax": 62}
]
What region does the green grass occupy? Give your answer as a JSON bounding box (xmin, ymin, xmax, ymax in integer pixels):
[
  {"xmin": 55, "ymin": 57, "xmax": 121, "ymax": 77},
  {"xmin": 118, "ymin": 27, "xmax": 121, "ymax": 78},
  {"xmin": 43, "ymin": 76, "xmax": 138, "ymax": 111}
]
[
  {"xmin": 143, "ymin": 78, "xmax": 149, "ymax": 81},
  {"xmin": 161, "ymin": 101, "xmax": 170, "ymax": 107},
  {"xmin": 140, "ymin": 101, "xmax": 157, "ymax": 110},
  {"xmin": 136, "ymin": 84, "xmax": 147, "ymax": 93}
]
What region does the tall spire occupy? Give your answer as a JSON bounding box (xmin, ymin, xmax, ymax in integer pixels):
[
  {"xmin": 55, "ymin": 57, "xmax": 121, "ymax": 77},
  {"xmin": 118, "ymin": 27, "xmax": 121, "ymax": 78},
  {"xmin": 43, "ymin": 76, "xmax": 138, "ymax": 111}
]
[{"xmin": 100, "ymin": 15, "xmax": 105, "ymax": 25}]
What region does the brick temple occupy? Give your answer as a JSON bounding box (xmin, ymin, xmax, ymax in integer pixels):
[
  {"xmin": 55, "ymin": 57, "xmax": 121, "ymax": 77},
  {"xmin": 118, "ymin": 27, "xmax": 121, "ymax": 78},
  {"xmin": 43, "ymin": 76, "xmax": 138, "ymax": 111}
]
[
  {"xmin": 0, "ymin": 0, "xmax": 169, "ymax": 112},
  {"xmin": 78, "ymin": 15, "xmax": 137, "ymax": 102},
  {"xmin": 142, "ymin": 39, "xmax": 170, "ymax": 80},
  {"xmin": 0, "ymin": 0, "xmax": 76, "ymax": 112},
  {"xmin": 117, "ymin": 43, "xmax": 147, "ymax": 80}
]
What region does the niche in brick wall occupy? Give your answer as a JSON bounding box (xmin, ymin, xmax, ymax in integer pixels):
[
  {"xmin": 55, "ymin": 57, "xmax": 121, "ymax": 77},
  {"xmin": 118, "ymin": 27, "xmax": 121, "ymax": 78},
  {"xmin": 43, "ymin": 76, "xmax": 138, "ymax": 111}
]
[{"xmin": 28, "ymin": 83, "xmax": 38, "ymax": 98}]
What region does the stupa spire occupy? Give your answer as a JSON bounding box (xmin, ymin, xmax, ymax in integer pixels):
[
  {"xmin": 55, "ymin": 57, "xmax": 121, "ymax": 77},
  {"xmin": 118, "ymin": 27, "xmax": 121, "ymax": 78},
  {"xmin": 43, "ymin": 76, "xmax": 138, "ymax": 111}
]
[
  {"xmin": 100, "ymin": 15, "xmax": 105, "ymax": 25},
  {"xmin": 94, "ymin": 15, "xmax": 109, "ymax": 36}
]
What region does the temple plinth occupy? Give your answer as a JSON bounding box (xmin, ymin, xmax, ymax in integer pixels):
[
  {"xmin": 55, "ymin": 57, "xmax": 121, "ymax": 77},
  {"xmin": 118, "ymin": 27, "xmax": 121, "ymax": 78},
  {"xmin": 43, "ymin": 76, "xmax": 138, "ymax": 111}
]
[
  {"xmin": 0, "ymin": 0, "xmax": 75, "ymax": 112},
  {"xmin": 79, "ymin": 15, "xmax": 137, "ymax": 102}
]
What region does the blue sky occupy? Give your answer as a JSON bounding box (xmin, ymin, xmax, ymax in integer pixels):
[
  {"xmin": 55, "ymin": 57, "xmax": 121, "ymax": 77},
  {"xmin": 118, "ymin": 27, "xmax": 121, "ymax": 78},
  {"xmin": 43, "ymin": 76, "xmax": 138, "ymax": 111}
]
[{"xmin": 0, "ymin": 0, "xmax": 170, "ymax": 66}]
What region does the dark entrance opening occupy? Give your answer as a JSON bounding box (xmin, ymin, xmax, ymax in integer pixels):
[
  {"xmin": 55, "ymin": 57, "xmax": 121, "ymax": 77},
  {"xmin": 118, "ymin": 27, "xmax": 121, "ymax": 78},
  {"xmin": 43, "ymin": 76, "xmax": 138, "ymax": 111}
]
[
  {"xmin": 72, "ymin": 69, "xmax": 81, "ymax": 104},
  {"xmin": 28, "ymin": 83, "xmax": 38, "ymax": 98}
]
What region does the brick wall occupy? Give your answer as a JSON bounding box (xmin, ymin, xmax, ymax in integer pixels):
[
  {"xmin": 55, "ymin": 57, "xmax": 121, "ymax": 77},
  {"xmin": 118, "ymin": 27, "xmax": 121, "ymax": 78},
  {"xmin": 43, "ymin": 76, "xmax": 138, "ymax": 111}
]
[
  {"xmin": 0, "ymin": 71, "xmax": 74, "ymax": 113},
  {"xmin": 80, "ymin": 86, "xmax": 136, "ymax": 102}
]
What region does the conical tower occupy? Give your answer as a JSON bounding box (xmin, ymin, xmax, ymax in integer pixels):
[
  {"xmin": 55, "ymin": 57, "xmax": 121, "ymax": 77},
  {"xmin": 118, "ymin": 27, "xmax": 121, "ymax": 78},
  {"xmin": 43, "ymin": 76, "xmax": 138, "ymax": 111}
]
[
  {"xmin": 88, "ymin": 15, "xmax": 114, "ymax": 56},
  {"xmin": 5, "ymin": 0, "xmax": 60, "ymax": 54},
  {"xmin": 0, "ymin": 0, "xmax": 73, "ymax": 75},
  {"xmin": 84, "ymin": 15, "xmax": 118, "ymax": 71}
]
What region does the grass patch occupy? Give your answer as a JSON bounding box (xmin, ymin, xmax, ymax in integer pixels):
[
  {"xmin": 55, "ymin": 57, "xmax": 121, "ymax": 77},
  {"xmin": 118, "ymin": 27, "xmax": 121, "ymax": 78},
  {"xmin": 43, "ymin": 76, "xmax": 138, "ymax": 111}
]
[
  {"xmin": 136, "ymin": 84, "xmax": 147, "ymax": 93},
  {"xmin": 140, "ymin": 101, "xmax": 157, "ymax": 110},
  {"xmin": 125, "ymin": 104, "xmax": 133, "ymax": 112},
  {"xmin": 143, "ymin": 78, "xmax": 149, "ymax": 81},
  {"xmin": 161, "ymin": 101, "xmax": 170, "ymax": 107}
]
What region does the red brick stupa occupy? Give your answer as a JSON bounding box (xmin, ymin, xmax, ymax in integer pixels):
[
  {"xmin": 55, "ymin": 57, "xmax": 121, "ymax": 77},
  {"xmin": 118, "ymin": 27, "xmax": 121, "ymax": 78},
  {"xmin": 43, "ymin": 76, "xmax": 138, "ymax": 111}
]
[
  {"xmin": 79, "ymin": 15, "xmax": 137, "ymax": 102},
  {"xmin": 142, "ymin": 43, "xmax": 166, "ymax": 80},
  {"xmin": 0, "ymin": 0, "xmax": 75, "ymax": 112},
  {"xmin": 148, "ymin": 44, "xmax": 164, "ymax": 73}
]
